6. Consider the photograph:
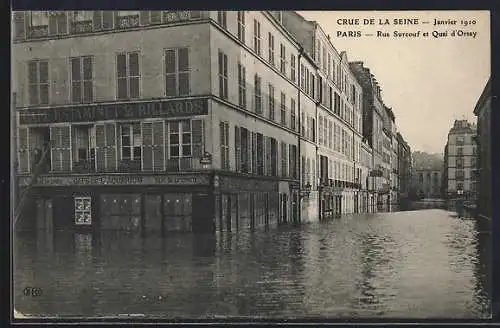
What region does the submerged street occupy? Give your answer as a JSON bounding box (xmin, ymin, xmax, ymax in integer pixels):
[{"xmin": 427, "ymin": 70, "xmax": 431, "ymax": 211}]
[{"xmin": 14, "ymin": 208, "xmax": 491, "ymax": 319}]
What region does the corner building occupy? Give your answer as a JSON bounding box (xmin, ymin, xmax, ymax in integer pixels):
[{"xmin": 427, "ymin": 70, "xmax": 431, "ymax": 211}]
[{"xmin": 13, "ymin": 11, "xmax": 303, "ymax": 233}]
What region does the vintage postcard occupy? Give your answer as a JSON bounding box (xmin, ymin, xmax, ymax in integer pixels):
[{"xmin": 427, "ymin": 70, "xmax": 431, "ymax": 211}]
[{"xmin": 11, "ymin": 10, "xmax": 492, "ymax": 321}]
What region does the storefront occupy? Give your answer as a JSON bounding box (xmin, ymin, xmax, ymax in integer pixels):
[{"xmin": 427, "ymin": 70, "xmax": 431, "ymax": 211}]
[{"xmin": 19, "ymin": 171, "xmax": 292, "ymax": 235}]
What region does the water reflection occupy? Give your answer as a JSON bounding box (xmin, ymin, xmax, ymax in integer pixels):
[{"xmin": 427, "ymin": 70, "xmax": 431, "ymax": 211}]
[{"xmin": 14, "ymin": 210, "xmax": 490, "ymax": 319}]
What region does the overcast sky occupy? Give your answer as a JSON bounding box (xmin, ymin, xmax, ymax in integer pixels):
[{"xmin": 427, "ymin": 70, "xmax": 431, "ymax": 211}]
[{"xmin": 298, "ymin": 11, "xmax": 490, "ymax": 154}]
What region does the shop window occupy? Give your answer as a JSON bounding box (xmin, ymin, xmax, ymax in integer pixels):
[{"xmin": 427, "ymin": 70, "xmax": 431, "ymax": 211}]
[
  {"xmin": 100, "ymin": 194, "xmax": 141, "ymax": 231},
  {"xmin": 74, "ymin": 196, "xmax": 92, "ymax": 225},
  {"xmin": 164, "ymin": 193, "xmax": 192, "ymax": 232}
]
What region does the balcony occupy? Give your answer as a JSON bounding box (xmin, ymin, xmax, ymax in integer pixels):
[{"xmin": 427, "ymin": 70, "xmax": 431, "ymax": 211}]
[
  {"xmin": 28, "ymin": 25, "xmax": 49, "ymax": 38},
  {"xmin": 72, "ymin": 160, "xmax": 97, "ymax": 173},
  {"xmin": 116, "ymin": 15, "xmax": 140, "ymax": 29}
]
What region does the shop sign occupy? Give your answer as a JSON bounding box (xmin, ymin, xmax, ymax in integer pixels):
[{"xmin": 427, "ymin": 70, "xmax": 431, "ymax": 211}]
[
  {"xmin": 19, "ymin": 98, "xmax": 209, "ymax": 124},
  {"xmin": 19, "ymin": 174, "xmax": 210, "ymax": 187}
]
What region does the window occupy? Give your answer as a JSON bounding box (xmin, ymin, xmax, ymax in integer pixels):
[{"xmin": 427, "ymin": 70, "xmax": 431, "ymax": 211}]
[
  {"xmin": 237, "ymin": 11, "xmax": 245, "ymax": 43},
  {"xmin": 268, "ymin": 33, "xmax": 275, "ymax": 66},
  {"xmin": 316, "ymin": 40, "xmax": 321, "ymax": 63},
  {"xmin": 14, "ymin": 12, "xmax": 26, "ymax": 39},
  {"xmin": 253, "ymin": 19, "xmax": 261, "ymax": 55},
  {"xmin": 28, "ymin": 60, "xmax": 49, "ymax": 105},
  {"xmin": 168, "ymin": 120, "xmax": 192, "ymax": 169},
  {"xmin": 268, "ymin": 84, "xmax": 275, "ymax": 120},
  {"xmin": 115, "ymin": 11, "xmax": 140, "ymax": 29},
  {"xmin": 457, "ymin": 183, "xmax": 464, "ymax": 191},
  {"xmin": 327, "ymin": 53, "xmax": 332, "ymax": 77},
  {"xmin": 301, "ymin": 112, "xmax": 306, "ymax": 136},
  {"xmin": 116, "ymin": 52, "xmax": 140, "ymax": 100},
  {"xmin": 322, "ymin": 46, "xmax": 326, "ymax": 72},
  {"xmin": 43, "ymin": 12, "xmax": 68, "ymax": 36},
  {"xmin": 328, "ymin": 120, "xmax": 333, "ymax": 149},
  {"xmin": 281, "ymin": 141, "xmax": 288, "ymax": 177},
  {"xmin": 235, "ymin": 126, "xmax": 241, "ymax": 172},
  {"xmin": 92, "ymin": 11, "xmax": 113, "ymax": 30},
  {"xmin": 71, "ymin": 11, "xmax": 94, "ymax": 33},
  {"xmin": 139, "ymin": 11, "xmax": 163, "ymax": 25},
  {"xmin": 290, "ymin": 54, "xmax": 296, "ymax": 82},
  {"xmin": 280, "ymin": 44, "xmax": 286, "ymax": 74},
  {"xmin": 456, "ymin": 157, "xmax": 464, "ymax": 169},
  {"xmin": 254, "ymin": 74, "xmax": 262, "ymax": 114},
  {"xmin": 238, "ymin": 63, "xmax": 246, "ymax": 108},
  {"xmin": 351, "ymin": 85, "xmax": 357, "ymax": 105},
  {"xmin": 240, "ymin": 128, "xmax": 250, "ymax": 173},
  {"xmin": 71, "ymin": 56, "xmax": 93, "ymax": 103},
  {"xmin": 120, "ymin": 123, "xmax": 142, "ymax": 161},
  {"xmin": 456, "ymin": 170, "xmax": 465, "ymax": 180},
  {"xmin": 218, "ymin": 51, "xmax": 228, "ymax": 99},
  {"xmin": 217, "ymin": 11, "xmax": 227, "ymax": 29},
  {"xmin": 165, "ymin": 48, "xmax": 189, "ymax": 97},
  {"xmin": 456, "ymin": 147, "xmax": 463, "ymax": 156},
  {"xmin": 334, "ymin": 92, "xmax": 340, "ymax": 115},
  {"xmin": 290, "ymin": 98, "xmax": 296, "ymax": 131},
  {"xmin": 319, "ymin": 115, "xmax": 323, "ymax": 145},
  {"xmin": 74, "ymin": 197, "xmax": 92, "ymax": 225},
  {"xmin": 256, "ymin": 133, "xmax": 264, "ymax": 175},
  {"xmin": 456, "ymin": 136, "xmax": 464, "ymax": 145},
  {"xmin": 220, "ymin": 121, "xmax": 230, "ymax": 170},
  {"xmin": 323, "ymin": 117, "xmax": 328, "ymax": 147},
  {"xmin": 280, "ymin": 92, "xmax": 286, "ymax": 126}
]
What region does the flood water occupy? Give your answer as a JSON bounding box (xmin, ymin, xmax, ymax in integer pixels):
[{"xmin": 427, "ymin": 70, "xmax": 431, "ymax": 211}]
[{"xmin": 13, "ymin": 209, "xmax": 491, "ymax": 319}]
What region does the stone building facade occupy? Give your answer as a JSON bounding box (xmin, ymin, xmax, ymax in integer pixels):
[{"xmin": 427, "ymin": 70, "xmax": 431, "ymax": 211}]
[
  {"xmin": 473, "ymin": 78, "xmax": 491, "ymax": 219},
  {"xmin": 13, "ymin": 10, "xmax": 413, "ymax": 233},
  {"xmin": 444, "ymin": 120, "xmax": 478, "ymax": 199}
]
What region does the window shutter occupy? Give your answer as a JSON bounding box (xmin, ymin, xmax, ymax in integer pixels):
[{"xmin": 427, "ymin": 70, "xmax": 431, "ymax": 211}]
[
  {"xmin": 18, "ymin": 127, "xmax": 30, "ymax": 172},
  {"xmin": 105, "ymin": 123, "xmax": 116, "ymax": 171},
  {"xmin": 95, "ymin": 124, "xmax": 106, "ymax": 172},
  {"xmin": 234, "ymin": 126, "xmax": 241, "ymax": 172},
  {"xmin": 93, "ymin": 11, "xmax": 103, "ymax": 30},
  {"xmin": 142, "ymin": 122, "xmax": 153, "ymax": 171},
  {"xmin": 191, "ymin": 119, "xmax": 204, "ymax": 158},
  {"xmin": 152, "ymin": 121, "xmax": 165, "ymax": 171},
  {"xmin": 140, "ymin": 11, "xmax": 150, "ymax": 25},
  {"xmin": 61, "ymin": 126, "xmax": 71, "ymax": 171}
]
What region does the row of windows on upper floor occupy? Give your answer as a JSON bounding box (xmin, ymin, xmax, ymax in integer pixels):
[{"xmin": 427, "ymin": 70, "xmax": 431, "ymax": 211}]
[
  {"xmin": 13, "ymin": 11, "xmax": 205, "ymax": 41},
  {"xmin": 14, "ymin": 10, "xmax": 362, "ymax": 107},
  {"xmin": 218, "ymin": 11, "xmax": 361, "ymax": 109},
  {"xmin": 312, "ymin": 37, "xmax": 360, "ymax": 104},
  {"xmin": 22, "ymin": 51, "xmax": 361, "ymax": 140}
]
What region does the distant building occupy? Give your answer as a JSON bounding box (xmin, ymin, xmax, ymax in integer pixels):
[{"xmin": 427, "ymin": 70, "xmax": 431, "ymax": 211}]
[
  {"xmin": 396, "ymin": 133, "xmax": 411, "ymax": 200},
  {"xmin": 413, "ymin": 169, "xmax": 443, "ymax": 198},
  {"xmin": 443, "ymin": 120, "xmax": 478, "ymax": 199},
  {"xmin": 349, "ymin": 62, "xmax": 391, "ymax": 208},
  {"xmin": 473, "ymin": 78, "xmax": 491, "ymax": 219}
]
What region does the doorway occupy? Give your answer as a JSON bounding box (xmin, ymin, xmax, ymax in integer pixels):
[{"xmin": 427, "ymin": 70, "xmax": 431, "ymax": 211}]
[{"xmin": 192, "ymin": 193, "xmax": 214, "ymax": 234}]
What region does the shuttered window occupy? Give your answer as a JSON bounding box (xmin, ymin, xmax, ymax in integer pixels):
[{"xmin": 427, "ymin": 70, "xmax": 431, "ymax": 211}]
[{"xmin": 141, "ymin": 121, "xmax": 165, "ymax": 171}]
